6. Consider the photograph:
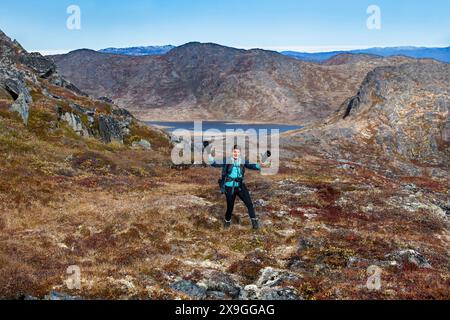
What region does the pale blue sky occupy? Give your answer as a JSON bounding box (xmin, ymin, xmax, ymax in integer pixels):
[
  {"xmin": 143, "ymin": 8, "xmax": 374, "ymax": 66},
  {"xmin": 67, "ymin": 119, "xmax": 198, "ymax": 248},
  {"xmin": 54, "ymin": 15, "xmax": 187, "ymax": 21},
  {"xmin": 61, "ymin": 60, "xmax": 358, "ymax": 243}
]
[{"xmin": 1, "ymin": 0, "xmax": 449, "ymax": 54}]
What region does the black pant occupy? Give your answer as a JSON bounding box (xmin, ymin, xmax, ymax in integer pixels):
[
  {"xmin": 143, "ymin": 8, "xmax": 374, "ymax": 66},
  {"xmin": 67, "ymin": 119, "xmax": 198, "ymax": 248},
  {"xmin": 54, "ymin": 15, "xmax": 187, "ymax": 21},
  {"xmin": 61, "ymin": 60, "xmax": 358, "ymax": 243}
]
[{"xmin": 225, "ymin": 183, "xmax": 257, "ymax": 221}]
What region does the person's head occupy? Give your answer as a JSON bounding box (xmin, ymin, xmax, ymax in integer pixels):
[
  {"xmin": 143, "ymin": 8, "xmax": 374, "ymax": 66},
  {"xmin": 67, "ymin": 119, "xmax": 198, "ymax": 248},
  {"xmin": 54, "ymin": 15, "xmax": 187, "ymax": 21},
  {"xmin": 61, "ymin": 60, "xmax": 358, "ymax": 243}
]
[{"xmin": 232, "ymin": 145, "xmax": 241, "ymax": 160}]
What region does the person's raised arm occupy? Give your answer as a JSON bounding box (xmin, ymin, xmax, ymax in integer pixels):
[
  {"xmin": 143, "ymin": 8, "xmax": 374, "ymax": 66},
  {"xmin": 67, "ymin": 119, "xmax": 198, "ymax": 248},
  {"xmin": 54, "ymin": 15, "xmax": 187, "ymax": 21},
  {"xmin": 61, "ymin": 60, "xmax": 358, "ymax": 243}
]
[
  {"xmin": 244, "ymin": 161, "xmax": 261, "ymax": 171},
  {"xmin": 244, "ymin": 159, "xmax": 272, "ymax": 171}
]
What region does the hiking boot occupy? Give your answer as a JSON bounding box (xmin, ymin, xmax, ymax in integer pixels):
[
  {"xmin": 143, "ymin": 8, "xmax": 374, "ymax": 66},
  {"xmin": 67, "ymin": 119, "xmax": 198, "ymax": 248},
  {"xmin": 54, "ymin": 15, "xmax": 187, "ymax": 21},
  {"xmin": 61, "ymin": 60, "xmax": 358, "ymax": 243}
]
[
  {"xmin": 224, "ymin": 220, "xmax": 231, "ymax": 229},
  {"xmin": 251, "ymin": 218, "xmax": 260, "ymax": 230}
]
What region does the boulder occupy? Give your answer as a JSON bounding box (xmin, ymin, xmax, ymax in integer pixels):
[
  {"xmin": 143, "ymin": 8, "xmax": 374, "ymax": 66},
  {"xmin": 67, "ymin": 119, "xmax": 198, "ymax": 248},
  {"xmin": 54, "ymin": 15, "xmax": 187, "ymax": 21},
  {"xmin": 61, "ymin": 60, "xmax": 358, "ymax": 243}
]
[
  {"xmin": 199, "ymin": 270, "xmax": 241, "ymax": 299},
  {"xmin": 240, "ymin": 285, "xmax": 259, "ymax": 300},
  {"xmin": 170, "ymin": 271, "xmax": 242, "ymax": 300},
  {"xmin": 3, "ymin": 78, "xmax": 32, "ymax": 103},
  {"xmin": 9, "ymin": 93, "xmax": 29, "ymax": 124},
  {"xmin": 239, "ymin": 267, "xmax": 301, "ymax": 300},
  {"xmin": 61, "ymin": 112, "xmax": 89, "ymax": 136},
  {"xmin": 132, "ymin": 139, "xmax": 152, "ymax": 150},
  {"xmin": 256, "ymin": 267, "xmax": 299, "ymax": 288},
  {"xmin": 111, "ymin": 108, "xmax": 134, "ymax": 137},
  {"xmin": 98, "ymin": 115, "xmax": 123, "ymax": 143},
  {"xmin": 259, "ymin": 287, "xmax": 300, "ymax": 300},
  {"xmin": 170, "ymin": 280, "xmax": 207, "ymax": 299},
  {"xmin": 254, "ymin": 199, "xmax": 268, "ymax": 207},
  {"xmin": 386, "ymin": 249, "xmax": 432, "ymax": 268}
]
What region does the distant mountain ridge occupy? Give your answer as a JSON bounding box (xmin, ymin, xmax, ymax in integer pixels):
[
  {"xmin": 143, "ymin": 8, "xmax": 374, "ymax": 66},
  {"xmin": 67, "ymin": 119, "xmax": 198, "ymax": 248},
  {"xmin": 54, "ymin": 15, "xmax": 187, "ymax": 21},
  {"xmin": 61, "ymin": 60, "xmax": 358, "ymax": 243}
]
[
  {"xmin": 96, "ymin": 44, "xmax": 449, "ymax": 62},
  {"xmin": 99, "ymin": 45, "xmax": 176, "ymax": 56},
  {"xmin": 282, "ymin": 46, "xmax": 450, "ymax": 63}
]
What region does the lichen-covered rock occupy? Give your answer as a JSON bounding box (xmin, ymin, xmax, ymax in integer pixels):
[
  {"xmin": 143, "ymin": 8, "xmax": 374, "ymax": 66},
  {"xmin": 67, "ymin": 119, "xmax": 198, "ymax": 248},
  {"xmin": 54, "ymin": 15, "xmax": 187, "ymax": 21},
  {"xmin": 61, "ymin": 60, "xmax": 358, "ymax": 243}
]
[
  {"xmin": 132, "ymin": 139, "xmax": 152, "ymax": 150},
  {"xmin": 170, "ymin": 280, "xmax": 207, "ymax": 299},
  {"xmin": 239, "ymin": 267, "xmax": 301, "ymax": 300},
  {"xmin": 9, "ymin": 93, "xmax": 29, "ymax": 124},
  {"xmin": 98, "ymin": 115, "xmax": 123, "ymax": 143},
  {"xmin": 0, "ymin": 73, "xmax": 32, "ymax": 124},
  {"xmin": 254, "ymin": 199, "xmax": 268, "ymax": 207},
  {"xmin": 256, "ymin": 267, "xmax": 299, "ymax": 288},
  {"xmin": 259, "ymin": 287, "xmax": 300, "ymax": 300},
  {"xmin": 386, "ymin": 249, "xmax": 432, "ymax": 268},
  {"xmin": 60, "ymin": 112, "xmax": 89, "ymax": 136},
  {"xmin": 199, "ymin": 270, "xmax": 241, "ymax": 299},
  {"xmin": 2, "ymin": 78, "xmax": 32, "ymax": 102},
  {"xmin": 239, "ymin": 285, "xmax": 259, "ymax": 300}
]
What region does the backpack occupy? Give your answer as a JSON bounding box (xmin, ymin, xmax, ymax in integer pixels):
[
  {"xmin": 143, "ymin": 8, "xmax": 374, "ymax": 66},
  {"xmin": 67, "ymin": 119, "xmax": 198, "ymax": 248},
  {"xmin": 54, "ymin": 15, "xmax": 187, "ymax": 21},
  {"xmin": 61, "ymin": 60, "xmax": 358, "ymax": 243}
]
[{"xmin": 218, "ymin": 162, "xmax": 246, "ymax": 194}]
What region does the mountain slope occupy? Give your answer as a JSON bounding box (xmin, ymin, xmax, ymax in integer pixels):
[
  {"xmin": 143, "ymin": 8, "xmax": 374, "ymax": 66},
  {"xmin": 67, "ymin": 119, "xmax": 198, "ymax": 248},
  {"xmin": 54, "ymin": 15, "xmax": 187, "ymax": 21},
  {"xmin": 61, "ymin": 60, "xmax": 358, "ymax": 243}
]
[
  {"xmin": 50, "ymin": 43, "xmax": 416, "ymax": 123},
  {"xmin": 286, "ymin": 60, "xmax": 450, "ymax": 178}
]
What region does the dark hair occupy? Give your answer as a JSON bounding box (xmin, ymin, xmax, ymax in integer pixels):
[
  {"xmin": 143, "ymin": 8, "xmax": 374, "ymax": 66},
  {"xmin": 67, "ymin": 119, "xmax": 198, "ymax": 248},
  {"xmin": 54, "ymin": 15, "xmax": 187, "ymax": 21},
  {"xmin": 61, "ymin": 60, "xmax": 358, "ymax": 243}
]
[{"xmin": 233, "ymin": 145, "xmax": 241, "ymax": 151}]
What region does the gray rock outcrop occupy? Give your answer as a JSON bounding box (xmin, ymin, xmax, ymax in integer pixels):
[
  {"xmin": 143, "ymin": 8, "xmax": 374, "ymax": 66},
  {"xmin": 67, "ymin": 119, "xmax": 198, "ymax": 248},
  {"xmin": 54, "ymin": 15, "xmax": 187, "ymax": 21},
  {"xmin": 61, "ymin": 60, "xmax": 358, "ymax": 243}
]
[
  {"xmin": 239, "ymin": 267, "xmax": 301, "ymax": 300},
  {"xmin": 98, "ymin": 115, "xmax": 123, "ymax": 143},
  {"xmin": 9, "ymin": 94, "xmax": 30, "ymax": 124},
  {"xmin": 132, "ymin": 139, "xmax": 152, "ymax": 150}
]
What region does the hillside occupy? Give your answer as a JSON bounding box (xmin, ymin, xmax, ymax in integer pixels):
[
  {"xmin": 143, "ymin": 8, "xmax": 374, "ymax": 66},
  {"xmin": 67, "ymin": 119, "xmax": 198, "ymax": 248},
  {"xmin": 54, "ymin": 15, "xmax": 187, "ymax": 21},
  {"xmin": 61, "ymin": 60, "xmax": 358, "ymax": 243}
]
[
  {"xmin": 50, "ymin": 43, "xmax": 415, "ymax": 124},
  {"xmin": 286, "ymin": 60, "xmax": 449, "ymax": 178}
]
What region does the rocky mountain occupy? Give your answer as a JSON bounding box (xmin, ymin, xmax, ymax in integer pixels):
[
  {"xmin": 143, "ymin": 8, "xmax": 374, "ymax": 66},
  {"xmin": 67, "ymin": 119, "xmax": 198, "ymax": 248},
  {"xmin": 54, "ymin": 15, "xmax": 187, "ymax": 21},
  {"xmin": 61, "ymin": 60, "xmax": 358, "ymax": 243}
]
[
  {"xmin": 285, "ymin": 60, "xmax": 450, "ymax": 178},
  {"xmin": 99, "ymin": 45, "xmax": 176, "ymax": 56},
  {"xmin": 0, "ymin": 29, "xmax": 168, "ymax": 146},
  {"xmin": 50, "ymin": 43, "xmax": 416, "ymax": 123},
  {"xmin": 282, "ymin": 46, "xmax": 450, "ymax": 63}
]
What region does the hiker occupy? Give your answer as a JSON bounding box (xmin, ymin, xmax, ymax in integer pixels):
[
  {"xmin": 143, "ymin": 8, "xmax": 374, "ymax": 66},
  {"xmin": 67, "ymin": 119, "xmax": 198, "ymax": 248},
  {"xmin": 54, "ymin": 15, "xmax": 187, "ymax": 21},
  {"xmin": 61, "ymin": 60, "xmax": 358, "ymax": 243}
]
[{"xmin": 208, "ymin": 145, "xmax": 268, "ymax": 230}]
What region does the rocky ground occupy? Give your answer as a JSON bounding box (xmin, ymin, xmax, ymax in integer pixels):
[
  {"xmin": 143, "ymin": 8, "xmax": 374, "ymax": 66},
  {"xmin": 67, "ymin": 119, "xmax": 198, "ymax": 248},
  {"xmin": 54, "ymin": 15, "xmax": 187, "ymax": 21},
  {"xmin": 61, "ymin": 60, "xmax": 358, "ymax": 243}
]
[{"xmin": 1, "ymin": 144, "xmax": 448, "ymax": 300}]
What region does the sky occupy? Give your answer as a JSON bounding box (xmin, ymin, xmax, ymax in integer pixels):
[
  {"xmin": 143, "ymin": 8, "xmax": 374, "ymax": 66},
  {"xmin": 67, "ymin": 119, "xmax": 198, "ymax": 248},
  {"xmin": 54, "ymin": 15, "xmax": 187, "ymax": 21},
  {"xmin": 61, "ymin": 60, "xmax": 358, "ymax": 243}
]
[{"xmin": 1, "ymin": 0, "xmax": 449, "ymax": 54}]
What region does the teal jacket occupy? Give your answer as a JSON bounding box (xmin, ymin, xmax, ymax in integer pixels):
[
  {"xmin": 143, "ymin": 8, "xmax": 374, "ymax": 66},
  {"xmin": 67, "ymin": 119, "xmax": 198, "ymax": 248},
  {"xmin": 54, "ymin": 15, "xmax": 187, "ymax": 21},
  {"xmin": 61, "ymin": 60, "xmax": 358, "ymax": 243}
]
[{"xmin": 209, "ymin": 156, "xmax": 261, "ymax": 187}]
